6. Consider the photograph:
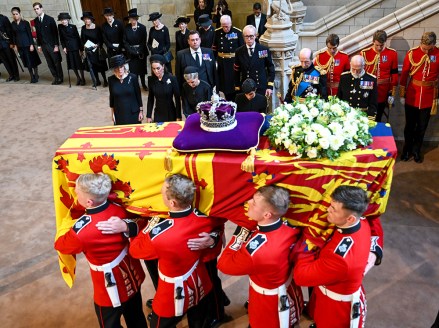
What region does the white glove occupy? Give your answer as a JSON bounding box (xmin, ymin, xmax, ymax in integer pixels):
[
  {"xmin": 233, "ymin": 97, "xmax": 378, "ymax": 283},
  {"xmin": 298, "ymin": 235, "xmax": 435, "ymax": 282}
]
[
  {"xmin": 400, "ymin": 97, "xmax": 405, "ymax": 106},
  {"xmin": 364, "ymin": 252, "xmax": 377, "ymax": 275},
  {"xmin": 387, "ymin": 96, "xmax": 394, "ymax": 105}
]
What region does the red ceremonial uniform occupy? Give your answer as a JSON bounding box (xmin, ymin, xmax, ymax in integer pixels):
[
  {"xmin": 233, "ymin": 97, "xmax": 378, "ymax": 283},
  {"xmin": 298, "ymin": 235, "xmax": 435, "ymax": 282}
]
[
  {"xmin": 361, "ymin": 46, "xmax": 399, "ymax": 103},
  {"xmin": 400, "ymin": 45, "xmax": 439, "ymax": 109},
  {"xmin": 314, "ymin": 50, "xmax": 350, "ymax": 96},
  {"xmin": 129, "ymin": 207, "xmax": 214, "ymax": 318},
  {"xmin": 54, "ymin": 201, "xmax": 145, "ymax": 307},
  {"xmin": 294, "ymin": 220, "xmax": 371, "ymax": 328},
  {"xmin": 218, "ymin": 220, "xmax": 303, "ymax": 328},
  {"xmin": 366, "ymin": 216, "xmax": 384, "ymax": 264}
]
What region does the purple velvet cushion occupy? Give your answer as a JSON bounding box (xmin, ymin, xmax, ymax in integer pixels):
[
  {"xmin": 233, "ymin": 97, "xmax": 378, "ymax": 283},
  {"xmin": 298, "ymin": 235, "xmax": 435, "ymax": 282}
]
[{"xmin": 173, "ymin": 112, "xmax": 264, "ymax": 152}]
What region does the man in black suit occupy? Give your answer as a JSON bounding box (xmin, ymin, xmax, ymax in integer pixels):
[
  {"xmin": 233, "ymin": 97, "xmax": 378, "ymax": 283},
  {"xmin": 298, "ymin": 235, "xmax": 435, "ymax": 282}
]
[
  {"xmin": 176, "ymin": 30, "xmax": 217, "ymax": 91},
  {"xmin": 245, "ymin": 2, "xmax": 267, "ymax": 42},
  {"xmin": 234, "ymin": 25, "xmax": 275, "ymax": 97},
  {"xmin": 33, "ymin": 2, "xmax": 64, "ymax": 84},
  {"xmin": 0, "ymin": 13, "xmax": 20, "ymax": 81}
]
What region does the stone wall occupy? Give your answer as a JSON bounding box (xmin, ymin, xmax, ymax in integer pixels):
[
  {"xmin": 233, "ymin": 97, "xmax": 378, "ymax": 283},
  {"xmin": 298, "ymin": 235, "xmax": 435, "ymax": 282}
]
[{"xmin": 0, "ymin": 1, "xmax": 68, "ymax": 22}]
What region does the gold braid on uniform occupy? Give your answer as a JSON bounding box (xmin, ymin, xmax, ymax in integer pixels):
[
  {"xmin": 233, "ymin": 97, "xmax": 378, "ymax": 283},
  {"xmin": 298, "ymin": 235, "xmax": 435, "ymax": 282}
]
[
  {"xmin": 290, "ymin": 67, "xmax": 303, "ymax": 100},
  {"xmin": 361, "ymin": 48, "xmax": 379, "ymax": 75},
  {"xmin": 408, "ymin": 50, "xmax": 430, "ymax": 76},
  {"xmin": 315, "ymin": 53, "xmax": 332, "ymax": 76}
]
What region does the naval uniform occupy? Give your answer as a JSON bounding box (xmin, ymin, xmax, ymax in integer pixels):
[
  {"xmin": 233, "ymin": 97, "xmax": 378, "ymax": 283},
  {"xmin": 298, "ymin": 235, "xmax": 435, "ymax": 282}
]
[
  {"xmin": 294, "ymin": 220, "xmax": 371, "ymax": 328},
  {"xmin": 234, "ymin": 42, "xmax": 275, "ymax": 96},
  {"xmin": 212, "ymin": 26, "xmax": 244, "ymax": 100},
  {"xmin": 218, "ymin": 220, "xmax": 304, "ymax": 328},
  {"xmin": 130, "ymin": 207, "xmax": 215, "ymax": 328},
  {"xmin": 360, "ymin": 46, "xmax": 398, "ymax": 122},
  {"xmin": 337, "ymin": 71, "xmax": 378, "ymax": 119},
  {"xmin": 284, "ymin": 63, "xmax": 327, "ymax": 103},
  {"xmin": 54, "ymin": 201, "xmax": 147, "ymax": 328},
  {"xmin": 314, "ymin": 49, "xmax": 350, "ymax": 96}
]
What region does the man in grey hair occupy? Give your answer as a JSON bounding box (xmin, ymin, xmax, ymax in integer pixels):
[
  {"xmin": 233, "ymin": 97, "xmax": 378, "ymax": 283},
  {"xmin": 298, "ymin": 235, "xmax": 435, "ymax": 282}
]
[
  {"xmin": 54, "ymin": 173, "xmax": 147, "ymax": 328},
  {"xmin": 218, "ymin": 185, "xmax": 303, "ymax": 327}
]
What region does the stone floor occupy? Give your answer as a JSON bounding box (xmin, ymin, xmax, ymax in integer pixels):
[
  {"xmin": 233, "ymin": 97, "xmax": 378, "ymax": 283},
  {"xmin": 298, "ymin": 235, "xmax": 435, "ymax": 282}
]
[{"xmin": 0, "ymin": 62, "xmax": 438, "ymax": 328}]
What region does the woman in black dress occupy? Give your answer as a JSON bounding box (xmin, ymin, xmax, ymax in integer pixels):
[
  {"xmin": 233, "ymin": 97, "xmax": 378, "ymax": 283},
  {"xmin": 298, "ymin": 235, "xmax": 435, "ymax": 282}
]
[
  {"xmin": 194, "ymin": 0, "xmax": 212, "ymax": 28},
  {"xmin": 123, "ymin": 8, "xmax": 148, "ymax": 91},
  {"xmin": 147, "ymin": 54, "xmax": 181, "ymax": 123},
  {"xmin": 57, "ymin": 12, "xmax": 85, "ymax": 86},
  {"xmin": 212, "ymin": 0, "xmax": 232, "ymax": 28},
  {"xmin": 174, "ymin": 16, "xmax": 190, "ymax": 57},
  {"xmin": 80, "ymin": 11, "xmax": 108, "ymax": 87},
  {"xmin": 108, "ymin": 54, "xmax": 143, "ymax": 125},
  {"xmin": 10, "ymin": 7, "xmax": 41, "ymax": 83},
  {"xmin": 147, "ymin": 12, "xmax": 172, "ymax": 73}
]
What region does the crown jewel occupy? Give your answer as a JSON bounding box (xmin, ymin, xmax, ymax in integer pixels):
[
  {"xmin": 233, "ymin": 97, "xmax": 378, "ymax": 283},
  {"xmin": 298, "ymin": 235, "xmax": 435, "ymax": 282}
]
[{"xmin": 196, "ymin": 90, "xmax": 237, "ymax": 132}]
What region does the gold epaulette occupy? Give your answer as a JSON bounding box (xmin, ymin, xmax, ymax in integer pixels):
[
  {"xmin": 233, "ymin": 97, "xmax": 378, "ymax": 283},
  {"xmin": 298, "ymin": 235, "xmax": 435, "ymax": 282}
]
[
  {"xmin": 292, "ymin": 64, "xmax": 301, "ymax": 68},
  {"xmin": 386, "ymin": 47, "xmax": 397, "ymax": 52},
  {"xmin": 338, "ymin": 50, "xmax": 348, "ymax": 55},
  {"xmin": 215, "ymin": 27, "xmax": 222, "ymax": 31},
  {"xmin": 314, "ymin": 49, "xmax": 326, "ymax": 56},
  {"xmin": 314, "ymin": 65, "xmax": 326, "ymax": 75},
  {"xmin": 233, "ymin": 27, "xmax": 242, "ymax": 32},
  {"xmin": 360, "ymin": 46, "xmax": 373, "ymax": 53},
  {"xmin": 366, "ymin": 72, "xmax": 377, "ymax": 78},
  {"xmin": 341, "ymin": 71, "xmax": 350, "ymax": 75}
]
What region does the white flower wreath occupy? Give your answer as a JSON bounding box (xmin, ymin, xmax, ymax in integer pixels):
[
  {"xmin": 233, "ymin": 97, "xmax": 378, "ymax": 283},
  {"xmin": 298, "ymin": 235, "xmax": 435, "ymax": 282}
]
[{"xmin": 265, "ymin": 96, "xmax": 373, "ymax": 160}]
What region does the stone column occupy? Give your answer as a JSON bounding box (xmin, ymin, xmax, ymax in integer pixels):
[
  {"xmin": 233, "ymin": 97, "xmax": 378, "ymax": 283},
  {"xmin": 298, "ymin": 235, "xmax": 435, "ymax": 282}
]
[
  {"xmin": 260, "ymin": 13, "xmax": 298, "ymax": 111},
  {"xmin": 288, "ymin": 1, "xmax": 307, "ymax": 33}
]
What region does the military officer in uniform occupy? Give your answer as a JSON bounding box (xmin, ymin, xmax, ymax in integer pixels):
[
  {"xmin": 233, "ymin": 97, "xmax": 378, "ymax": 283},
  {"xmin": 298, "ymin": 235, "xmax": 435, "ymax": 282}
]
[
  {"xmin": 234, "ymin": 25, "xmax": 275, "ymax": 97},
  {"xmin": 218, "ymin": 185, "xmax": 303, "ymax": 328},
  {"xmin": 314, "ymin": 34, "xmax": 350, "ymax": 96},
  {"xmin": 284, "ymin": 47, "xmax": 327, "ymax": 103},
  {"xmin": 360, "ymin": 30, "xmax": 398, "ymax": 122},
  {"xmin": 400, "ymin": 31, "xmax": 439, "ymax": 163},
  {"xmin": 337, "ymin": 55, "xmax": 378, "ymax": 120},
  {"xmin": 294, "ymin": 185, "xmax": 372, "ymax": 328},
  {"xmin": 212, "ymin": 15, "xmax": 244, "ymax": 100}
]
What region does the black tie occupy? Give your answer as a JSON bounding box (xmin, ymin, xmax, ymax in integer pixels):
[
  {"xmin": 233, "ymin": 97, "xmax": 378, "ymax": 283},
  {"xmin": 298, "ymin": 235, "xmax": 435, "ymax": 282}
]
[
  {"xmin": 195, "ymin": 52, "xmax": 200, "ymax": 66},
  {"xmin": 249, "ymin": 48, "xmax": 254, "ymax": 57},
  {"xmin": 39, "ymin": 16, "xmax": 42, "ymax": 23}
]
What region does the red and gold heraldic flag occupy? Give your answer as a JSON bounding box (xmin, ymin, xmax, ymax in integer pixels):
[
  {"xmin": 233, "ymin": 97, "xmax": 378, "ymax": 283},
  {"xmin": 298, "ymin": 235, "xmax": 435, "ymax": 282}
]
[{"xmin": 53, "ymin": 122, "xmax": 396, "ymax": 287}]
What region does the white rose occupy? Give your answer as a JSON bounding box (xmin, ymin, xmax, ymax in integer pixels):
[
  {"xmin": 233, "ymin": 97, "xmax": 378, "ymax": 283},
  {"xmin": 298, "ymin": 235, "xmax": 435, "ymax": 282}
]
[
  {"xmin": 319, "ymin": 137, "xmax": 330, "ymax": 149},
  {"xmin": 329, "ymin": 135, "xmax": 344, "ymax": 150},
  {"xmin": 305, "ymin": 131, "xmax": 317, "ymax": 145},
  {"xmin": 309, "ymin": 107, "xmax": 319, "ymax": 118},
  {"xmin": 307, "ymin": 147, "xmax": 318, "ymax": 159}
]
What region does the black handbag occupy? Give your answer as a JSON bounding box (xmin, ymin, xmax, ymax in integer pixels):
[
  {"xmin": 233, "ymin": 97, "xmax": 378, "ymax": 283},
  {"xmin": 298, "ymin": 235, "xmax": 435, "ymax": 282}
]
[
  {"xmin": 163, "ymin": 50, "xmax": 174, "ymax": 63},
  {"xmin": 98, "ymin": 47, "xmax": 107, "ymax": 61},
  {"xmin": 82, "ymin": 54, "xmax": 90, "ymax": 72}
]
